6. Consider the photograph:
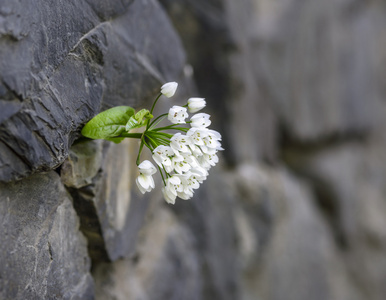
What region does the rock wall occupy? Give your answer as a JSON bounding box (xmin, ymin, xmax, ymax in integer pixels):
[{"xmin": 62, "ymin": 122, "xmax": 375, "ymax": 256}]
[{"xmin": 1, "ymin": 0, "xmax": 386, "ymax": 299}]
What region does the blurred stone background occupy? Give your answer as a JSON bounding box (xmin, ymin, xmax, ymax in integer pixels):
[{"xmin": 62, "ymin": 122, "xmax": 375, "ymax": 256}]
[{"xmin": 1, "ymin": 0, "xmax": 386, "ymax": 299}]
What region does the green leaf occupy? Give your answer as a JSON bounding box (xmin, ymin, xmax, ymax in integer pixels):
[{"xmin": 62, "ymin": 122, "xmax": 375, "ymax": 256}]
[
  {"xmin": 125, "ymin": 109, "xmax": 153, "ymax": 132},
  {"xmin": 81, "ymin": 106, "xmax": 135, "ymax": 140}
]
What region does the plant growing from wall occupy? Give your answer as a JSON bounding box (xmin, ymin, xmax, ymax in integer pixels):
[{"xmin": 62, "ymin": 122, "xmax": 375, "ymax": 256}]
[{"xmin": 81, "ymin": 82, "xmax": 223, "ymax": 204}]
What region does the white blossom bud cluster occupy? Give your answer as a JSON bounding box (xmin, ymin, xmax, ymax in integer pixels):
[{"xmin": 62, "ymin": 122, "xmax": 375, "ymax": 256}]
[
  {"xmin": 156, "ymin": 119, "xmax": 222, "ymax": 204},
  {"xmin": 135, "ymin": 82, "xmax": 223, "ymax": 204}
]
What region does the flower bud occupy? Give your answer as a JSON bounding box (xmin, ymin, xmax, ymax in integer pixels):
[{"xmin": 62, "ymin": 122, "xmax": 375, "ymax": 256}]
[
  {"xmin": 187, "ymin": 97, "xmax": 206, "ymax": 113},
  {"xmin": 161, "ymin": 82, "xmax": 178, "ymax": 98}
]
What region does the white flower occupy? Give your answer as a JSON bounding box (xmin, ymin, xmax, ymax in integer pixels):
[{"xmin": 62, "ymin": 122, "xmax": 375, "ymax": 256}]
[
  {"xmin": 170, "ymin": 133, "xmax": 193, "ymax": 155},
  {"xmin": 136, "ymin": 160, "xmax": 156, "ymax": 194},
  {"xmin": 172, "ymin": 155, "xmax": 192, "ymax": 174},
  {"xmin": 178, "ymin": 187, "xmax": 194, "ymax": 200},
  {"xmin": 200, "ymin": 145, "xmax": 217, "ymax": 156},
  {"xmin": 187, "ymin": 127, "xmax": 207, "ymax": 146},
  {"xmin": 190, "ymin": 166, "xmax": 209, "ymax": 179},
  {"xmin": 206, "ymin": 130, "xmax": 224, "ymax": 152},
  {"xmin": 198, "ymin": 153, "xmax": 219, "ymax": 170},
  {"xmin": 161, "ymin": 82, "xmax": 178, "ymax": 98},
  {"xmin": 152, "ymin": 145, "xmax": 174, "ymax": 172},
  {"xmin": 168, "ymin": 106, "xmax": 188, "ymax": 124},
  {"xmin": 136, "ymin": 174, "xmax": 155, "ymax": 194},
  {"xmin": 185, "ymin": 173, "xmax": 200, "ymax": 190},
  {"xmin": 138, "ymin": 160, "xmax": 157, "ymax": 176},
  {"xmin": 207, "ymin": 129, "xmax": 222, "ymax": 141},
  {"xmin": 185, "ymin": 170, "xmax": 207, "ymax": 189},
  {"xmin": 190, "ymin": 113, "xmax": 211, "ymax": 128},
  {"xmin": 162, "ymin": 174, "xmax": 196, "ymax": 203},
  {"xmin": 174, "ymin": 174, "xmax": 194, "ymax": 200},
  {"xmin": 187, "ymin": 97, "xmax": 206, "ymax": 113},
  {"xmin": 162, "ymin": 176, "xmax": 181, "ymax": 204},
  {"xmin": 188, "ymin": 128, "xmax": 223, "ymax": 155},
  {"xmin": 203, "ymin": 134, "xmax": 223, "ymax": 151},
  {"xmin": 180, "ymin": 152, "xmax": 200, "ymax": 169},
  {"xmin": 162, "ymin": 186, "xmax": 176, "ymax": 204},
  {"xmin": 189, "ymin": 144, "xmax": 203, "ymax": 157}
]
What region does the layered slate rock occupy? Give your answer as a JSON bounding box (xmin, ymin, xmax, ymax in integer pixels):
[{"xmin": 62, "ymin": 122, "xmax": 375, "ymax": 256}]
[
  {"xmin": 4, "ymin": 0, "xmax": 386, "ymax": 299},
  {"xmin": 61, "ymin": 139, "xmax": 152, "ymax": 262},
  {"xmin": 93, "ymin": 207, "xmax": 202, "ymax": 300},
  {"xmin": 0, "ymin": 0, "xmax": 185, "ymax": 182},
  {"xmin": 0, "ymin": 172, "xmax": 94, "ymax": 300}
]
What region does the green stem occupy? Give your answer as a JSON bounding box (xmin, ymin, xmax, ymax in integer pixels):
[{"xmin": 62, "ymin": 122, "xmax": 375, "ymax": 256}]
[
  {"xmin": 150, "ymin": 93, "xmax": 162, "ymax": 115},
  {"xmin": 152, "ymin": 123, "xmax": 189, "ymax": 129},
  {"xmin": 158, "ymin": 166, "xmax": 166, "ymax": 186},
  {"xmin": 145, "ymin": 134, "xmax": 160, "ymax": 149},
  {"xmin": 136, "ymin": 139, "xmax": 145, "ymax": 165},
  {"xmin": 152, "ymin": 126, "xmax": 189, "ymax": 133},
  {"xmin": 119, "ymin": 133, "xmax": 143, "ymax": 139},
  {"xmin": 155, "ymin": 138, "xmax": 171, "ymax": 146},
  {"xmin": 152, "ymin": 138, "xmax": 169, "ymax": 147},
  {"xmin": 147, "ymin": 131, "xmax": 173, "ymax": 139},
  {"xmin": 162, "ymin": 165, "xmax": 171, "ymax": 178},
  {"xmin": 149, "ymin": 113, "xmax": 168, "ymax": 128},
  {"xmin": 143, "ymin": 138, "xmax": 154, "ymax": 151}
]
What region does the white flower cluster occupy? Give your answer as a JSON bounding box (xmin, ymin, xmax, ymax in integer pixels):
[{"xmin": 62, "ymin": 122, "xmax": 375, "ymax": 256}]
[
  {"xmin": 135, "ymin": 82, "xmax": 223, "ymax": 204},
  {"xmin": 156, "ymin": 118, "xmax": 222, "ymax": 204}
]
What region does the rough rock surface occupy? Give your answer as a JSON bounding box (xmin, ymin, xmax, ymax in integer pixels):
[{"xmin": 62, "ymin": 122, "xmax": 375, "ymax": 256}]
[
  {"xmin": 284, "ymin": 139, "xmax": 386, "ymax": 300},
  {"xmin": 2, "ymin": 0, "xmax": 386, "ymax": 299},
  {"xmin": 62, "ymin": 139, "xmax": 152, "ymax": 262},
  {"xmin": 0, "ymin": 172, "xmax": 93, "ymax": 300},
  {"xmin": 93, "ymin": 206, "xmax": 202, "ymax": 300},
  {"xmin": 0, "ymin": 0, "xmax": 185, "ymax": 182}
]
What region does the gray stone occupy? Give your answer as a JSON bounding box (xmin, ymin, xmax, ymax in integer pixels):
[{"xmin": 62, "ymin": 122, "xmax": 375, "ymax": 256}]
[
  {"xmin": 255, "ymin": 0, "xmax": 386, "ymax": 140},
  {"xmin": 3, "ymin": 0, "xmax": 386, "ymax": 299},
  {"xmin": 234, "ymin": 165, "xmax": 358, "ymax": 300},
  {"xmin": 64, "ymin": 139, "xmax": 152, "ymax": 262},
  {"xmin": 0, "ymin": 172, "xmax": 94, "ymax": 300},
  {"xmin": 0, "ymin": 0, "xmax": 185, "ymax": 182},
  {"xmin": 93, "ymin": 207, "xmax": 202, "ymax": 300},
  {"xmin": 288, "ymin": 141, "xmax": 386, "ymax": 300},
  {"xmin": 61, "ymin": 140, "xmax": 104, "ymax": 188}
]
